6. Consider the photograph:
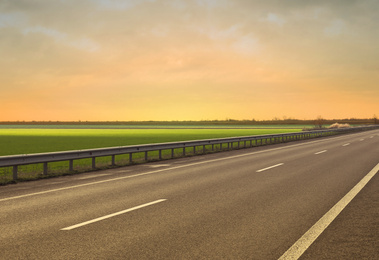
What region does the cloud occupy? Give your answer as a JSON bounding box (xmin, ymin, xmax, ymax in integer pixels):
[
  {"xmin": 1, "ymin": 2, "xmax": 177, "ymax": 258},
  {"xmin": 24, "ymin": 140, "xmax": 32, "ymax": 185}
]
[
  {"xmin": 23, "ymin": 26, "xmax": 100, "ymax": 52},
  {"xmin": 265, "ymin": 13, "xmax": 286, "ymax": 26},
  {"xmin": 195, "ymin": 0, "xmax": 231, "ymax": 8},
  {"xmin": 193, "ymin": 24, "xmax": 260, "ymax": 55},
  {"xmin": 92, "ymin": 0, "xmax": 156, "ymax": 10},
  {"xmin": 232, "ymin": 34, "xmax": 259, "ymax": 55},
  {"xmin": 323, "ymin": 19, "xmax": 347, "ymax": 36},
  {"xmin": 0, "ymin": 13, "xmax": 24, "ymax": 28}
]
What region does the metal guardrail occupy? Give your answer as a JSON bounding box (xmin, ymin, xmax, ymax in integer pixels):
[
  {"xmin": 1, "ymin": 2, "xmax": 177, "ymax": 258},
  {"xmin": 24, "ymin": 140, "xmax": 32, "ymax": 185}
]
[{"xmin": 1, "ymin": 126, "xmax": 378, "ymax": 181}]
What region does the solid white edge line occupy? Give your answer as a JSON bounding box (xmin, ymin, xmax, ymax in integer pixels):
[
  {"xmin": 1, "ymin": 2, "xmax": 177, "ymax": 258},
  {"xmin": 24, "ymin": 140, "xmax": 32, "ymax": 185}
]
[
  {"xmin": 278, "ymin": 163, "xmax": 379, "ymax": 260},
  {"xmin": 256, "ymin": 163, "xmax": 284, "ymax": 173},
  {"xmin": 314, "ymin": 150, "xmax": 327, "ymax": 155},
  {"xmin": 342, "ymin": 143, "xmax": 350, "ymax": 146},
  {"xmin": 0, "ymin": 131, "xmax": 375, "ymax": 202},
  {"xmin": 60, "ymin": 199, "xmax": 166, "ymax": 231}
]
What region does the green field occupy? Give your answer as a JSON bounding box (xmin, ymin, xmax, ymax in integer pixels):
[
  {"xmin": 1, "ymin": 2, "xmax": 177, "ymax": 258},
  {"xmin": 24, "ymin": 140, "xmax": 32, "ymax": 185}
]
[
  {"xmin": 0, "ymin": 126, "xmax": 303, "ymax": 183},
  {"xmin": 0, "ymin": 124, "xmax": 309, "ymax": 129},
  {"xmin": 0, "ymin": 127, "xmax": 303, "ymax": 156}
]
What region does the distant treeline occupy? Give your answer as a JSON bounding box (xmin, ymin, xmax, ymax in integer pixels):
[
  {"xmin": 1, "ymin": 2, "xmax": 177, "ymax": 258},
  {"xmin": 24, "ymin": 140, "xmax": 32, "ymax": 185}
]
[{"xmin": 0, "ymin": 118, "xmax": 377, "ymax": 125}]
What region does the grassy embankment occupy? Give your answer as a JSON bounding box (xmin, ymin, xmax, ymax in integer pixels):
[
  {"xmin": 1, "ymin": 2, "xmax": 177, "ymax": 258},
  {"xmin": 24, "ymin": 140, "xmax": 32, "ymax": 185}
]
[{"xmin": 0, "ymin": 126, "xmax": 304, "ymax": 183}]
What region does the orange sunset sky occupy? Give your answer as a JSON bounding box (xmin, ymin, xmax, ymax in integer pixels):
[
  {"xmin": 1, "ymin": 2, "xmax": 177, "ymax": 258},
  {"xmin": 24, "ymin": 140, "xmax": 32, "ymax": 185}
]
[{"xmin": 1, "ymin": 0, "xmax": 378, "ymax": 121}]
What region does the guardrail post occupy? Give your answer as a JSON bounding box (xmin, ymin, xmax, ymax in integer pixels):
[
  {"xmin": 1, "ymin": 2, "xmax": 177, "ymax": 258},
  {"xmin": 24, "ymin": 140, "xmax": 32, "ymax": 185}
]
[
  {"xmin": 193, "ymin": 146, "xmax": 196, "ymax": 154},
  {"xmin": 183, "ymin": 147, "xmax": 186, "ymax": 156},
  {"xmin": 13, "ymin": 165, "xmax": 18, "ymax": 181},
  {"xmin": 129, "ymin": 153, "xmax": 133, "ymax": 164},
  {"xmin": 145, "ymin": 152, "xmax": 148, "ymax": 161},
  {"xmin": 92, "ymin": 157, "xmax": 96, "ymax": 169},
  {"xmin": 159, "ymin": 150, "xmax": 162, "ymax": 160},
  {"xmin": 203, "ymin": 145, "xmax": 206, "ymax": 153},
  {"xmin": 43, "ymin": 162, "xmax": 48, "ymax": 175},
  {"xmin": 171, "ymin": 149, "xmax": 174, "ymax": 158},
  {"xmin": 69, "ymin": 159, "xmax": 74, "ymax": 171},
  {"xmin": 111, "ymin": 155, "xmax": 116, "ymax": 166}
]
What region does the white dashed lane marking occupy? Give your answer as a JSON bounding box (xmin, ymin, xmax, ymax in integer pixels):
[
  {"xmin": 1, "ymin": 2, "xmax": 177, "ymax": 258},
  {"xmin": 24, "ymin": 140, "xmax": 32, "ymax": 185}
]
[
  {"xmin": 61, "ymin": 199, "xmax": 167, "ymax": 231},
  {"xmin": 256, "ymin": 163, "xmax": 284, "ymax": 173}
]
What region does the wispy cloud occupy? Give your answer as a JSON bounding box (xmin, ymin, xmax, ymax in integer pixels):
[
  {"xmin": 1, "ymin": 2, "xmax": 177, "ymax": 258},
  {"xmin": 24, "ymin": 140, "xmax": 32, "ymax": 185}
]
[
  {"xmin": 0, "ymin": 12, "xmax": 25, "ymax": 28},
  {"xmin": 92, "ymin": 0, "xmax": 156, "ymax": 10},
  {"xmin": 22, "ymin": 26, "xmax": 100, "ymax": 52},
  {"xmin": 193, "ymin": 24, "xmax": 260, "ymax": 55},
  {"xmin": 195, "ymin": 0, "xmax": 231, "ymax": 8},
  {"xmin": 324, "ymin": 19, "xmax": 347, "ymax": 37},
  {"xmin": 265, "ymin": 13, "xmax": 286, "ymax": 26}
]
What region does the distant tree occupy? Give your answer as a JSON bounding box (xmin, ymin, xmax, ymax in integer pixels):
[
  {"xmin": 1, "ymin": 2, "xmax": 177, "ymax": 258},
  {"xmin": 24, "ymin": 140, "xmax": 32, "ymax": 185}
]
[{"xmin": 315, "ymin": 116, "xmax": 325, "ymax": 129}]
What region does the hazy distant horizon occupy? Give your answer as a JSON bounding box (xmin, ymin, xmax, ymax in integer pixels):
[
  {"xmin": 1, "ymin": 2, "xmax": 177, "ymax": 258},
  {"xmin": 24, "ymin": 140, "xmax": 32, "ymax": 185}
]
[{"xmin": 0, "ymin": 117, "xmax": 376, "ymax": 124}]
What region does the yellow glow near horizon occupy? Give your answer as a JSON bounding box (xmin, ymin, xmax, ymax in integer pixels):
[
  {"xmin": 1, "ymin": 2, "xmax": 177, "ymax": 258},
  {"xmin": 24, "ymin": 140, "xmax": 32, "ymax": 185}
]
[{"xmin": 1, "ymin": 1, "xmax": 378, "ymax": 121}]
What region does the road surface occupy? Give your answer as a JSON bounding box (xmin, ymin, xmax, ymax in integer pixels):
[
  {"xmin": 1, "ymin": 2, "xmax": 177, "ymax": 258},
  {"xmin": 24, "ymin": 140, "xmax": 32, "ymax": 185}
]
[{"xmin": 1, "ymin": 129, "xmax": 378, "ymax": 259}]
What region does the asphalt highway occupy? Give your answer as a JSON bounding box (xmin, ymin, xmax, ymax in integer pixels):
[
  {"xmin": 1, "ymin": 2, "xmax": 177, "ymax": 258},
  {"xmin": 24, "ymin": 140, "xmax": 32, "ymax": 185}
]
[{"xmin": 0, "ymin": 129, "xmax": 378, "ymax": 259}]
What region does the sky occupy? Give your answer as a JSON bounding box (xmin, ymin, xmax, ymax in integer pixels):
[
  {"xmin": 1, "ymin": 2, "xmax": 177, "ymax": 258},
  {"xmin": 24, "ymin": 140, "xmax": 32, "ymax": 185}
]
[{"xmin": 1, "ymin": 0, "xmax": 378, "ymax": 121}]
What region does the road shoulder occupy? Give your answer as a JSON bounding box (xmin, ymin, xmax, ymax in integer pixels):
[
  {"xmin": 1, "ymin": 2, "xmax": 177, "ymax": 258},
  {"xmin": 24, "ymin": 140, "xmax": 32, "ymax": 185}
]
[{"xmin": 301, "ymin": 166, "xmax": 379, "ymax": 259}]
